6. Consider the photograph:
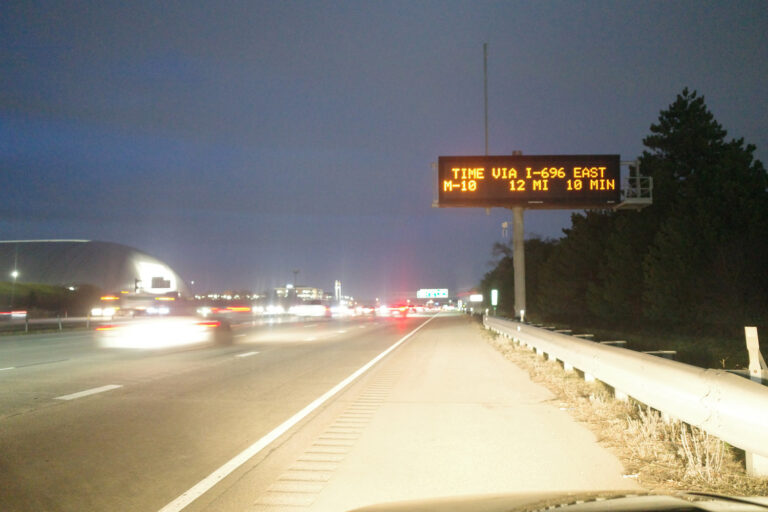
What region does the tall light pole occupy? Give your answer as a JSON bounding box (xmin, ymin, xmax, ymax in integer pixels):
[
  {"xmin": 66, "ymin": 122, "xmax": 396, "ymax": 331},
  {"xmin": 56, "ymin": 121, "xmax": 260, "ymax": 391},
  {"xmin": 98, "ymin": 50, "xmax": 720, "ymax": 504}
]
[
  {"xmin": 510, "ymin": 150, "xmax": 525, "ymax": 320},
  {"xmin": 484, "ymin": 43, "xmax": 523, "ymax": 317},
  {"xmin": 483, "ymin": 43, "xmax": 488, "ymax": 157}
]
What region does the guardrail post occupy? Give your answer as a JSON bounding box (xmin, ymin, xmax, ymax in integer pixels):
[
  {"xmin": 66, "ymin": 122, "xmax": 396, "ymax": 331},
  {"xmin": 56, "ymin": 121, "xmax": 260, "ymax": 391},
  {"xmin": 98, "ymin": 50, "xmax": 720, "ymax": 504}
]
[
  {"xmin": 25, "ymin": 316, "xmax": 29, "ymax": 333},
  {"xmin": 661, "ymin": 412, "xmax": 676, "ymax": 424},
  {"xmin": 746, "ymin": 453, "xmax": 768, "ymax": 477},
  {"xmin": 58, "ymin": 314, "xmax": 62, "ymax": 331},
  {"xmin": 86, "ymin": 313, "xmax": 90, "ymax": 329}
]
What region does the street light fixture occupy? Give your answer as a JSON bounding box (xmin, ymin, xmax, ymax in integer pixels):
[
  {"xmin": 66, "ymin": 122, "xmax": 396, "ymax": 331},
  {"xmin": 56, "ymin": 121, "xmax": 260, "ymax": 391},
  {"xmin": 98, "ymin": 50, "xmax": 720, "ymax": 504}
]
[{"xmin": 10, "ymin": 269, "xmax": 19, "ymax": 307}]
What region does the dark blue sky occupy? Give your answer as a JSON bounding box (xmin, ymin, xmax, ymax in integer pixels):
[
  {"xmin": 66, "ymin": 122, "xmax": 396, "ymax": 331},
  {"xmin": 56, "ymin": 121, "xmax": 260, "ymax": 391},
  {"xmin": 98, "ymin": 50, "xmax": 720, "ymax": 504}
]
[{"xmin": 2, "ymin": 1, "xmax": 767, "ymax": 299}]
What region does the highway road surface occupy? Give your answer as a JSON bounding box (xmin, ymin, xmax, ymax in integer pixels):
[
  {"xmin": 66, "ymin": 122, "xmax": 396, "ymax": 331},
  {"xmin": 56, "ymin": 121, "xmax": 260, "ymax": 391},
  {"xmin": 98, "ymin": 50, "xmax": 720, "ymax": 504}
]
[{"xmin": 0, "ymin": 313, "xmax": 637, "ymax": 511}]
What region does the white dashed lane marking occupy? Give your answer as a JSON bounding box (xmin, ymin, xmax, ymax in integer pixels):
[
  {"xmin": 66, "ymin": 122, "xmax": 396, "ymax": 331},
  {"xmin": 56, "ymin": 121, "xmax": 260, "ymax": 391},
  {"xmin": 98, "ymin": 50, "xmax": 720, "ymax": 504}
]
[
  {"xmin": 55, "ymin": 384, "xmax": 123, "ymax": 401},
  {"xmin": 235, "ymin": 351, "xmax": 259, "ymax": 358}
]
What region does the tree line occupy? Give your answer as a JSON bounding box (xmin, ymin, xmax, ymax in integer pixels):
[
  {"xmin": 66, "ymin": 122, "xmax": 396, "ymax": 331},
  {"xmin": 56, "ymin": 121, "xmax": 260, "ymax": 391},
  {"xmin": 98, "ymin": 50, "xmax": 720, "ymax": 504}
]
[{"xmin": 480, "ymin": 89, "xmax": 768, "ymax": 347}]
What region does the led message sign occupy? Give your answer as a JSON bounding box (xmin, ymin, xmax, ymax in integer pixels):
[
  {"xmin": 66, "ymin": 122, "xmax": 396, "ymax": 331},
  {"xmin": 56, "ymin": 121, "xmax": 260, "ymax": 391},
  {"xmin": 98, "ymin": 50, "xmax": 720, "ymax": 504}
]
[{"xmin": 437, "ymin": 154, "xmax": 620, "ymax": 209}]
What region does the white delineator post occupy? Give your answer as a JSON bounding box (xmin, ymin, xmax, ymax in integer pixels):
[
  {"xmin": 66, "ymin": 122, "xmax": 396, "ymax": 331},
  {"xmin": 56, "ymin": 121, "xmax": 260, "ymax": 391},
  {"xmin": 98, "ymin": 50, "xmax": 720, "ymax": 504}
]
[
  {"xmin": 744, "ymin": 326, "xmax": 768, "ymax": 476},
  {"xmin": 745, "ymin": 326, "xmax": 766, "ymax": 383}
]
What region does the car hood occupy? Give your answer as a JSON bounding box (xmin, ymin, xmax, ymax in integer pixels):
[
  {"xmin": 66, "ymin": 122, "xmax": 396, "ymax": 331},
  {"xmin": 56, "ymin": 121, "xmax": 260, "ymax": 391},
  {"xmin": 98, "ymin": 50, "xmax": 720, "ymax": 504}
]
[{"xmin": 347, "ymin": 491, "xmax": 768, "ymax": 512}]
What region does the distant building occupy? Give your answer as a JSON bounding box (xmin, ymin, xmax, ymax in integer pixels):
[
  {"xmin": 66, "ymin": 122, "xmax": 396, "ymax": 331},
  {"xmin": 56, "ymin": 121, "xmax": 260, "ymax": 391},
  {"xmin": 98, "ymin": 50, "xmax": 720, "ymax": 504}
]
[
  {"xmin": 296, "ymin": 287, "xmax": 323, "ymax": 301},
  {"xmin": 274, "ymin": 285, "xmax": 324, "ymax": 301},
  {"xmin": 0, "ymin": 240, "xmax": 189, "ymax": 296}
]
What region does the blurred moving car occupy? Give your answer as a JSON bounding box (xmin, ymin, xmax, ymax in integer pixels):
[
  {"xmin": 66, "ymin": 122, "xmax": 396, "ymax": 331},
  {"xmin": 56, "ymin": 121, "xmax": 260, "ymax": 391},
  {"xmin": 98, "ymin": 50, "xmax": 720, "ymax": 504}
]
[
  {"xmin": 356, "ymin": 305, "xmax": 376, "ymax": 315},
  {"xmin": 96, "ymin": 315, "xmax": 233, "ymax": 349},
  {"xmin": 289, "ymin": 300, "xmax": 331, "ymax": 317},
  {"xmin": 252, "ymin": 304, "xmax": 286, "ymax": 316},
  {"xmin": 331, "ymin": 303, "xmax": 356, "ymax": 317},
  {"xmin": 387, "ymin": 304, "xmax": 411, "ymax": 317},
  {"xmin": 197, "ymin": 304, "xmax": 253, "ymax": 324}
]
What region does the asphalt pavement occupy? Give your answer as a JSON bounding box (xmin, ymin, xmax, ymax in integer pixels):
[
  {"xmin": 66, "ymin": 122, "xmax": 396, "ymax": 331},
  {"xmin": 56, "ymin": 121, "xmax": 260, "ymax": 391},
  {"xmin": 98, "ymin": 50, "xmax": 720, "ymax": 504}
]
[{"xmin": 0, "ymin": 314, "xmax": 637, "ymax": 512}]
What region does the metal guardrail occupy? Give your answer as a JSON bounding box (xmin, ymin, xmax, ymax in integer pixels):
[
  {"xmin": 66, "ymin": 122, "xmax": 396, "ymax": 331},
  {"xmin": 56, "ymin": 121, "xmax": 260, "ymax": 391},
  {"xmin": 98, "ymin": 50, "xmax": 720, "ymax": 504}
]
[
  {"xmin": 484, "ymin": 316, "xmax": 768, "ymax": 475},
  {"xmin": 0, "ymin": 316, "xmax": 109, "ymax": 335}
]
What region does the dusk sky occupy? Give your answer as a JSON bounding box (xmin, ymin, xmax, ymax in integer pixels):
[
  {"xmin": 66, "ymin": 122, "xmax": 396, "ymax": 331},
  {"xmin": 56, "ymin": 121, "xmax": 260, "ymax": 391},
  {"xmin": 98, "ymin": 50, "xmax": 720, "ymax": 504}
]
[{"xmin": 2, "ymin": 1, "xmax": 767, "ymax": 300}]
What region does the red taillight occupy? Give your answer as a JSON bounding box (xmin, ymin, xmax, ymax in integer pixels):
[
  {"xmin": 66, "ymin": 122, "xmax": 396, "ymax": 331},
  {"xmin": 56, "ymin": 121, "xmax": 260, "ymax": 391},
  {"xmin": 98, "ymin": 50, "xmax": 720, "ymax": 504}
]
[
  {"xmin": 197, "ymin": 321, "xmax": 221, "ymax": 328},
  {"xmin": 96, "ymin": 324, "xmax": 118, "ymax": 331}
]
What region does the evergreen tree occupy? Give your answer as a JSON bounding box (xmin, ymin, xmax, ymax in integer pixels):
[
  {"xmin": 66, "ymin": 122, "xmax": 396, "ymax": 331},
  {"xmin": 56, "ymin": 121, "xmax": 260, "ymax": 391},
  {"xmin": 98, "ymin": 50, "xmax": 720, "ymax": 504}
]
[
  {"xmin": 479, "ymin": 88, "xmax": 767, "ymax": 340},
  {"xmin": 479, "ymin": 242, "xmax": 515, "ymax": 315},
  {"xmin": 481, "ymin": 237, "xmax": 557, "ymax": 318},
  {"xmin": 590, "ymin": 211, "xmax": 653, "ymax": 326},
  {"xmin": 595, "ymin": 89, "xmax": 720, "ymax": 326},
  {"xmin": 523, "ymin": 237, "xmax": 558, "ymax": 316},
  {"xmin": 642, "ymin": 89, "xmax": 768, "ymax": 330},
  {"xmin": 537, "ymin": 210, "xmax": 615, "ymax": 324}
]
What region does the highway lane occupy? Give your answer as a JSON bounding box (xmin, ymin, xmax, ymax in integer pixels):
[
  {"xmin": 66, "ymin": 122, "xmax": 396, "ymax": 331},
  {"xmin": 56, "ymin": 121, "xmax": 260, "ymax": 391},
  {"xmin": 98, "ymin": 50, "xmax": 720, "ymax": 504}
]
[
  {"xmin": 184, "ymin": 314, "xmax": 638, "ymax": 512},
  {"xmin": 0, "ymin": 316, "xmax": 392, "ymax": 418},
  {"xmin": 0, "ymin": 314, "xmax": 430, "ymax": 511}
]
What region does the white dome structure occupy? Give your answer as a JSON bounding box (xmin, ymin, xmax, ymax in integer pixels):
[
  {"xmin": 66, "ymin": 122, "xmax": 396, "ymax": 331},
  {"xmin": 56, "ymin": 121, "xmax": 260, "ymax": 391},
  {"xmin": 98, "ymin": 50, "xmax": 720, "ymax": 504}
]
[{"xmin": 0, "ymin": 240, "xmax": 189, "ymax": 296}]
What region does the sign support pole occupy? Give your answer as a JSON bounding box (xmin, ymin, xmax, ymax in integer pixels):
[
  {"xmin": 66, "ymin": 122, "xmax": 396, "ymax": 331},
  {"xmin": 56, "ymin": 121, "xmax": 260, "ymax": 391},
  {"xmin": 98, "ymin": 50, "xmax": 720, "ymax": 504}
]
[{"xmin": 512, "ymin": 206, "xmax": 526, "ymax": 320}]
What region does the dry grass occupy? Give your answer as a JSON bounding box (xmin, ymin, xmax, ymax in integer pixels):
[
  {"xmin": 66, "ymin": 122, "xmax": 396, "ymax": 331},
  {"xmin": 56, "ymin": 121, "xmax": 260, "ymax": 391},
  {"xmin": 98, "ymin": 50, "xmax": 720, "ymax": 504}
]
[{"xmin": 484, "ymin": 328, "xmax": 768, "ymax": 495}]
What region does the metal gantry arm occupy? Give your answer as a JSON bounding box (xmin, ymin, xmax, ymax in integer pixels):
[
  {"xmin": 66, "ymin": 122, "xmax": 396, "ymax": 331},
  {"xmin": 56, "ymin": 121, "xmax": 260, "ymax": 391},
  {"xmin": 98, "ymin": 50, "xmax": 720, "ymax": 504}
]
[{"xmin": 615, "ymin": 160, "xmax": 653, "ymax": 210}]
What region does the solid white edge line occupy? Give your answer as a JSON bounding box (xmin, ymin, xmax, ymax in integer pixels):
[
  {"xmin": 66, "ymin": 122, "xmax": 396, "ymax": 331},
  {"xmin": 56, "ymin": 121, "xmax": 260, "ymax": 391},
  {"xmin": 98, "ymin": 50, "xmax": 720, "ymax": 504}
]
[
  {"xmin": 235, "ymin": 351, "xmax": 259, "ymax": 358},
  {"xmin": 158, "ymin": 313, "xmax": 440, "ymax": 512},
  {"xmin": 0, "ymin": 366, "xmax": 15, "ymax": 371},
  {"xmin": 55, "ymin": 384, "xmax": 123, "ymax": 401}
]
